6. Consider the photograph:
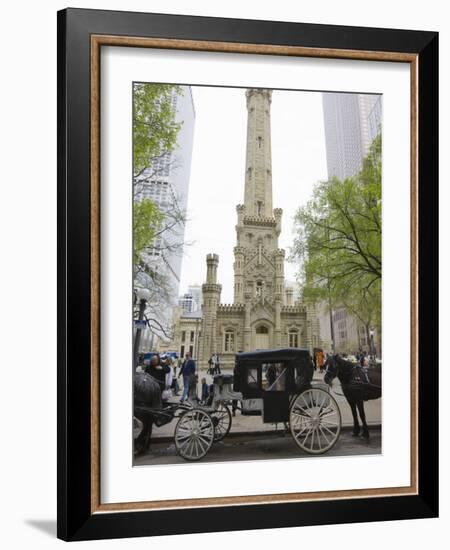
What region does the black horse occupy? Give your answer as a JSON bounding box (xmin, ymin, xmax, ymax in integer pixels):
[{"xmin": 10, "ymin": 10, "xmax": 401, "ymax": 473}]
[
  {"xmin": 324, "ymin": 355, "xmax": 381, "ymax": 439},
  {"xmin": 133, "ymin": 371, "xmax": 163, "ymax": 454}
]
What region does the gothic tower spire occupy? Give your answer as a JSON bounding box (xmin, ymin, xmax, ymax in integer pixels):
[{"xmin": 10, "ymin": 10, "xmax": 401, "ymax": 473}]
[
  {"xmin": 244, "ymin": 89, "xmax": 273, "ymax": 217},
  {"xmin": 234, "ymin": 88, "xmax": 284, "ymax": 307}
]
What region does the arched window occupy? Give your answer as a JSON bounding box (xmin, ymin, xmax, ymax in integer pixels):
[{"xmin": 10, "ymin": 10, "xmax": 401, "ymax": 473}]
[
  {"xmin": 288, "ymin": 329, "xmax": 299, "ymax": 348},
  {"xmin": 256, "ymin": 325, "xmax": 269, "ymax": 334},
  {"xmin": 224, "ymin": 329, "xmax": 235, "ymax": 352}
]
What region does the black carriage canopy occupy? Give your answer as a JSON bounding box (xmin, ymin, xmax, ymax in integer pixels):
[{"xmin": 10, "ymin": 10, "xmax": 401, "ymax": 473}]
[{"xmin": 233, "ymin": 348, "xmax": 314, "ymax": 396}]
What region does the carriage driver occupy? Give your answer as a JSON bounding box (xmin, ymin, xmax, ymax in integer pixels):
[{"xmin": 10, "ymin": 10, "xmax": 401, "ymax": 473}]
[{"xmin": 144, "ymin": 354, "xmax": 170, "ymax": 389}]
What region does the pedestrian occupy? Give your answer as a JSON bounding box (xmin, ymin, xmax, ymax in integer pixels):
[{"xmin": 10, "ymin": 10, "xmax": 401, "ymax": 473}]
[
  {"xmin": 211, "ymin": 353, "xmax": 221, "ymax": 375},
  {"xmin": 207, "ymin": 355, "xmax": 214, "ymax": 375},
  {"xmin": 200, "ymin": 377, "xmax": 209, "ymax": 404},
  {"xmin": 161, "ymin": 355, "xmax": 174, "ymax": 401},
  {"xmin": 171, "ymin": 358, "xmax": 180, "ymax": 395},
  {"xmin": 215, "ymin": 354, "xmax": 221, "ymax": 374},
  {"xmin": 178, "ymin": 352, "xmax": 196, "ymax": 403},
  {"xmin": 317, "ymin": 349, "xmax": 325, "ymax": 373}
]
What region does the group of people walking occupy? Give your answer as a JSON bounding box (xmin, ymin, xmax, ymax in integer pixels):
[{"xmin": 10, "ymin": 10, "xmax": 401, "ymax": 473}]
[
  {"xmin": 139, "ymin": 351, "xmax": 223, "ymax": 405},
  {"xmin": 312, "ymin": 348, "xmax": 376, "ymax": 375},
  {"xmin": 140, "ymin": 352, "xmax": 198, "ymax": 403},
  {"xmin": 340, "ymin": 350, "xmax": 376, "ymax": 366},
  {"xmin": 207, "ymin": 353, "xmax": 221, "ymax": 375}
]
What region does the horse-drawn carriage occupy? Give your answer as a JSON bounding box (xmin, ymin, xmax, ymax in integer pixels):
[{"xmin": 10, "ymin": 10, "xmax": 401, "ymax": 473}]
[
  {"xmin": 133, "ymin": 370, "xmax": 234, "ymax": 461},
  {"xmin": 134, "ymin": 348, "xmax": 343, "ymax": 461}
]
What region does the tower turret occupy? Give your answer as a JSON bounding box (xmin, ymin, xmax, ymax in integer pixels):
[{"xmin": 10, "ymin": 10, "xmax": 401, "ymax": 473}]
[
  {"xmin": 205, "ymin": 253, "xmax": 219, "ymax": 284},
  {"xmin": 201, "ymin": 254, "xmax": 222, "ymax": 363}
]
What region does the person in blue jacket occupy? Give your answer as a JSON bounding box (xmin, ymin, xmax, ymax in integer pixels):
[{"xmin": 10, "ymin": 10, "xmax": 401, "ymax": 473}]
[{"xmin": 178, "ymin": 352, "xmax": 196, "ymax": 402}]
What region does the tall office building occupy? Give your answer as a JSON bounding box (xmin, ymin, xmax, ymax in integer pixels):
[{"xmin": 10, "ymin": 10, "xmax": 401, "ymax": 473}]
[
  {"xmin": 178, "ymin": 284, "xmax": 203, "ymax": 314},
  {"xmin": 322, "ymin": 93, "xmax": 381, "ymax": 181},
  {"xmin": 187, "ymin": 284, "xmax": 203, "ymax": 310},
  {"xmin": 136, "ymin": 86, "xmax": 196, "ymax": 350},
  {"xmin": 178, "ymin": 293, "xmax": 196, "ymax": 313},
  {"xmin": 359, "ymin": 94, "xmax": 382, "ymax": 155}
]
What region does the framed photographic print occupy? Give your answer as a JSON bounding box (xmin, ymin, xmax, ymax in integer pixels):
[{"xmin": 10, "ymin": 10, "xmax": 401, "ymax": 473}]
[{"xmin": 57, "ymin": 8, "xmax": 438, "ymax": 541}]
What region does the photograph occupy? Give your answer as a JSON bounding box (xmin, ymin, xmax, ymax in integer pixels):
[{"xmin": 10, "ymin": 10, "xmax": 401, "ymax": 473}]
[{"xmin": 132, "ymin": 83, "xmax": 383, "ymax": 465}]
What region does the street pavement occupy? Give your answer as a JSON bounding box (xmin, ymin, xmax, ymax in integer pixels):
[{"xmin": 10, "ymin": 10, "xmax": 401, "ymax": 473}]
[{"xmin": 134, "ymin": 427, "xmax": 381, "ymax": 466}]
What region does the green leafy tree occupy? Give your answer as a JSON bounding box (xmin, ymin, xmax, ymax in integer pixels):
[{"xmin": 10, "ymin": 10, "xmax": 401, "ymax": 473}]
[
  {"xmin": 133, "ymin": 83, "xmax": 182, "ymax": 179},
  {"xmin": 340, "ymin": 282, "xmax": 381, "ymax": 343},
  {"xmin": 133, "ymin": 198, "xmax": 164, "ymax": 265},
  {"xmin": 291, "ymin": 135, "xmax": 382, "ymax": 337}
]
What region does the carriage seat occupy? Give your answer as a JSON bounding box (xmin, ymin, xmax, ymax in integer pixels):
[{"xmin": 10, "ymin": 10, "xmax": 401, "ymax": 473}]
[{"xmin": 213, "ymin": 374, "xmax": 234, "ymax": 385}]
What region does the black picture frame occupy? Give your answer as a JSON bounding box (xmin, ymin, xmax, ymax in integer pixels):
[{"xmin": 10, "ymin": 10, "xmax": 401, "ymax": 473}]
[{"xmin": 57, "ymin": 7, "xmax": 438, "ymax": 541}]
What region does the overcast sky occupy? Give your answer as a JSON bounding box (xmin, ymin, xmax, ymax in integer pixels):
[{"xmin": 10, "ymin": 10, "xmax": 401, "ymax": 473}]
[{"xmin": 178, "ymin": 86, "xmax": 328, "ymax": 304}]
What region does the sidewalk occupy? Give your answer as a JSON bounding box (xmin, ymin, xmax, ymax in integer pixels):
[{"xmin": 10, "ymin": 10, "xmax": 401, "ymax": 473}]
[{"xmin": 151, "ymin": 369, "xmax": 381, "ymax": 440}]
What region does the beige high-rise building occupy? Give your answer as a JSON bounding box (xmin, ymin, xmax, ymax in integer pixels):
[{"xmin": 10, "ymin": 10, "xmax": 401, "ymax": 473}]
[{"xmin": 178, "ymin": 88, "xmax": 321, "ymax": 369}]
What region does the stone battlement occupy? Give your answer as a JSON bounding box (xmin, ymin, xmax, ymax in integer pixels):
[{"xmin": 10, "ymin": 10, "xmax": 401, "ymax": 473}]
[
  {"xmin": 281, "ymin": 305, "xmax": 307, "ymax": 313},
  {"xmin": 206, "ymin": 253, "xmax": 219, "ymax": 262},
  {"xmin": 243, "ymin": 216, "xmax": 277, "ymax": 227},
  {"xmin": 218, "ymin": 304, "xmax": 245, "ymax": 312}
]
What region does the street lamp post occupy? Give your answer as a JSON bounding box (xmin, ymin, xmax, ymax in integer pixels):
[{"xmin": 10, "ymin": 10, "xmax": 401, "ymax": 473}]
[
  {"xmin": 133, "ymin": 288, "xmax": 151, "ymax": 373},
  {"xmin": 195, "ymin": 317, "xmax": 200, "ymax": 362},
  {"xmin": 328, "ymin": 290, "xmax": 336, "ymax": 354},
  {"xmin": 369, "ymin": 326, "xmax": 376, "ymax": 359}
]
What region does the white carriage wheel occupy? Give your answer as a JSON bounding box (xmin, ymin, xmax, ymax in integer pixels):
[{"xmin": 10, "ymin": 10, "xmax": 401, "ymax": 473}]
[
  {"xmin": 175, "ymin": 409, "xmax": 214, "ymax": 461},
  {"xmin": 290, "ymin": 388, "xmax": 341, "ymax": 455},
  {"xmin": 211, "ymin": 403, "xmax": 232, "ymax": 442}
]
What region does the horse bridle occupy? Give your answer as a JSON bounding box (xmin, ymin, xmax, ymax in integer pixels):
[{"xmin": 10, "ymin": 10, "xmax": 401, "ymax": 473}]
[
  {"xmin": 324, "ymin": 358, "xmax": 346, "ymax": 397},
  {"xmin": 324, "ymin": 357, "xmax": 337, "ymax": 383}
]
